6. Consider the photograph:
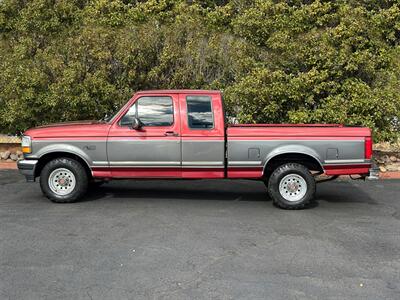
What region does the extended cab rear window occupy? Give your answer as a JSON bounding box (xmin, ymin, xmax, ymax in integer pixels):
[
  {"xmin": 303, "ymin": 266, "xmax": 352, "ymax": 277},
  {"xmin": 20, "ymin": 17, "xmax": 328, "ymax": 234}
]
[
  {"xmin": 186, "ymin": 96, "xmax": 214, "ymax": 129},
  {"xmin": 120, "ymin": 96, "xmax": 173, "ymax": 127}
]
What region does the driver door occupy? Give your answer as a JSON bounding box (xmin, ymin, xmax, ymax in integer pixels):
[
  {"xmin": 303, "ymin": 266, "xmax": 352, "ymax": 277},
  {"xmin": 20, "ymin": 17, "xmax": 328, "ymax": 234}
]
[{"xmin": 107, "ymin": 93, "xmax": 182, "ymax": 178}]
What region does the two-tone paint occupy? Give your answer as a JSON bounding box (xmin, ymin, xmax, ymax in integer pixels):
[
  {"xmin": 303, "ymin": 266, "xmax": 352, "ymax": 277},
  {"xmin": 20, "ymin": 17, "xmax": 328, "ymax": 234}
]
[
  {"xmin": 20, "ymin": 90, "xmax": 373, "ymax": 181},
  {"xmin": 227, "ymin": 126, "xmax": 372, "ymax": 177}
]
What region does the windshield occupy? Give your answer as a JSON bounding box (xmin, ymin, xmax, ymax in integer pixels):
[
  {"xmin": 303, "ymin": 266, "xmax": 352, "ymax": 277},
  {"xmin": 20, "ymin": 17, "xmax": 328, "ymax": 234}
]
[
  {"xmin": 100, "ymin": 102, "xmax": 126, "ymax": 123},
  {"xmin": 101, "ymin": 113, "xmax": 115, "ymax": 123}
]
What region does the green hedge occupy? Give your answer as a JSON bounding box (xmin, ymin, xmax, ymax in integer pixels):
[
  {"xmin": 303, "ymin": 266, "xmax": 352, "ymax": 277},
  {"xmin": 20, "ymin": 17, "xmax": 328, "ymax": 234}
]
[{"xmin": 1, "ymin": 0, "xmax": 399, "ymax": 141}]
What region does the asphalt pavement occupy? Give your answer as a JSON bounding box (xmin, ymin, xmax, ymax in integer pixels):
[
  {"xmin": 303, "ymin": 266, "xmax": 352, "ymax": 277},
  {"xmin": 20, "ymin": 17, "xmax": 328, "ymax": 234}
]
[{"xmin": 0, "ymin": 170, "xmax": 399, "ymax": 300}]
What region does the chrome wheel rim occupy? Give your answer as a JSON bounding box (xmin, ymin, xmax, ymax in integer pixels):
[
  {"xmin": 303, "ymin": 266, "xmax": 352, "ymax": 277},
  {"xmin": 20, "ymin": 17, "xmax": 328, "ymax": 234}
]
[
  {"xmin": 279, "ymin": 174, "xmax": 307, "ymax": 202},
  {"xmin": 48, "ymin": 168, "xmax": 76, "ymax": 196}
]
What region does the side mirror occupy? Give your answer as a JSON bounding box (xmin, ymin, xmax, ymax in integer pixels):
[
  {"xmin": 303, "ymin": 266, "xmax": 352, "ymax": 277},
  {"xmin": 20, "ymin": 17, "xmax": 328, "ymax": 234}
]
[{"xmin": 130, "ymin": 117, "xmax": 143, "ymax": 130}]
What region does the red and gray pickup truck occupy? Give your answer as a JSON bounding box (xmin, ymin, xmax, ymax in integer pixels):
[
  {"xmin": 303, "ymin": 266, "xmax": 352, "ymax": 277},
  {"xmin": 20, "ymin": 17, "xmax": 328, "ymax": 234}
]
[{"xmin": 18, "ymin": 90, "xmax": 376, "ymax": 209}]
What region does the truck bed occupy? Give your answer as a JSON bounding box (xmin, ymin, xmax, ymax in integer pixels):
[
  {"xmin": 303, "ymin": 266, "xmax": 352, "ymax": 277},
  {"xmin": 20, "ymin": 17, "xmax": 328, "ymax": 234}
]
[
  {"xmin": 226, "ymin": 124, "xmax": 372, "ymax": 178},
  {"xmin": 227, "ymin": 124, "xmax": 371, "ymax": 138}
]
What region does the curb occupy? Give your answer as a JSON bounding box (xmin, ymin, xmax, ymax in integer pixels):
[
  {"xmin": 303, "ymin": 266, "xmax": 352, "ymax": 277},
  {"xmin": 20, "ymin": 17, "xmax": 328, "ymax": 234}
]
[
  {"xmin": 1, "ymin": 161, "xmax": 400, "ymax": 179},
  {"xmin": 0, "ymin": 162, "xmax": 18, "ymax": 170},
  {"xmin": 377, "ymin": 172, "xmax": 400, "ymax": 179}
]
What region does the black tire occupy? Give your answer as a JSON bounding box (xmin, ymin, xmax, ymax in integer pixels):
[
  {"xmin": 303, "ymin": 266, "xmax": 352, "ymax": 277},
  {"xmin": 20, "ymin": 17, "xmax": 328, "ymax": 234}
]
[
  {"xmin": 39, "ymin": 157, "xmax": 89, "ymax": 203},
  {"xmin": 267, "ymin": 163, "xmax": 316, "ymax": 210}
]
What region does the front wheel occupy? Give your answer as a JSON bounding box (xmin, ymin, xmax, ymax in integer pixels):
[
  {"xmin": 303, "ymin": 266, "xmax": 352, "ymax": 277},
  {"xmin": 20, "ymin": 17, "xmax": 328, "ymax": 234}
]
[
  {"xmin": 40, "ymin": 157, "xmax": 88, "ymax": 203},
  {"xmin": 267, "ymin": 163, "xmax": 316, "ymax": 209}
]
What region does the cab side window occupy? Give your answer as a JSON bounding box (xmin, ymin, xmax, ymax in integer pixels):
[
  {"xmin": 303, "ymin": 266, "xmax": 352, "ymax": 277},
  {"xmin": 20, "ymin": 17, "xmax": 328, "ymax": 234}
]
[
  {"xmin": 186, "ymin": 96, "xmax": 214, "ymax": 129},
  {"xmin": 120, "ymin": 96, "xmax": 173, "ymax": 127}
]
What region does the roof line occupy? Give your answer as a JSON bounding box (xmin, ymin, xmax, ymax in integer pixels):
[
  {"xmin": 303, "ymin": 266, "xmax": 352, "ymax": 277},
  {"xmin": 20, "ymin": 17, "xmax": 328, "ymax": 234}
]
[{"xmin": 135, "ymin": 89, "xmax": 221, "ymax": 94}]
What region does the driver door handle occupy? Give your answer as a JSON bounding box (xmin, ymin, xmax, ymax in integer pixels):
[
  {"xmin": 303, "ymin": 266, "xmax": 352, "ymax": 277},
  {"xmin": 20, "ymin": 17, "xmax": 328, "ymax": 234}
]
[{"xmin": 164, "ymin": 131, "xmax": 179, "ymax": 137}]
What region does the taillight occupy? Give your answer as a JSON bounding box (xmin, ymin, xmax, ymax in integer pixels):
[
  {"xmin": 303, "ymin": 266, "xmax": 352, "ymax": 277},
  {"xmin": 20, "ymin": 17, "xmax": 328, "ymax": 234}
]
[{"xmin": 365, "ymin": 136, "xmax": 372, "ymax": 159}]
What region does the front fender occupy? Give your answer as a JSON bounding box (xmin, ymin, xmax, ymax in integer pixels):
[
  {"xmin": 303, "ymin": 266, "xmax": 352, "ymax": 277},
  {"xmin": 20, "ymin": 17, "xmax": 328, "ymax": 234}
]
[{"xmin": 33, "ymin": 143, "xmax": 93, "ymax": 166}]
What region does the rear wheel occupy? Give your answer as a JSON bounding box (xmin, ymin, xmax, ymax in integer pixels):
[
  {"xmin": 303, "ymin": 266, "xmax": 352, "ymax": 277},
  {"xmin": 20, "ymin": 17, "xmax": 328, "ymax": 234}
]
[
  {"xmin": 39, "ymin": 157, "xmax": 88, "ymax": 203},
  {"xmin": 267, "ymin": 163, "xmax": 315, "ymax": 209}
]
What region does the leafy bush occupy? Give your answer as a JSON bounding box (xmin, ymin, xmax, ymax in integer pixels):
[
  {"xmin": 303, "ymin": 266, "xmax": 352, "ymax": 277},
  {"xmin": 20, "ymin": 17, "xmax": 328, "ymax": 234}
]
[{"xmin": 0, "ymin": 0, "xmax": 399, "ymax": 141}]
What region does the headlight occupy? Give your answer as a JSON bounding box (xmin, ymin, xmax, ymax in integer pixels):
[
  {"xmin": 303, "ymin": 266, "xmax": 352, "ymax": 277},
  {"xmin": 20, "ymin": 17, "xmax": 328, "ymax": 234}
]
[{"xmin": 21, "ymin": 136, "xmax": 32, "ymax": 154}]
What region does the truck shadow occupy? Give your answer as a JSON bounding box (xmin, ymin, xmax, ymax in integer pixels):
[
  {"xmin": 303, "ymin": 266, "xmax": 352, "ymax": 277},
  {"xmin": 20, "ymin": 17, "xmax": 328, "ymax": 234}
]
[
  {"xmin": 85, "ymin": 180, "xmax": 269, "ymax": 203},
  {"xmin": 82, "ymin": 180, "xmax": 376, "ymax": 207}
]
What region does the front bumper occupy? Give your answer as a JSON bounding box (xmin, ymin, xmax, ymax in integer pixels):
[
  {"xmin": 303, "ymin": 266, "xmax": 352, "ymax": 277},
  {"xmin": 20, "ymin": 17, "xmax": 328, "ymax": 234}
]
[{"xmin": 17, "ymin": 159, "xmax": 38, "ymax": 182}]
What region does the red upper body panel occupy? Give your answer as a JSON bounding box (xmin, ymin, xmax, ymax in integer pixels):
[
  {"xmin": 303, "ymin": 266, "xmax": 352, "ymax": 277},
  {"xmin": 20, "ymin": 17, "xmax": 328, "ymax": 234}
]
[{"xmin": 24, "ymin": 121, "xmax": 111, "ymax": 138}]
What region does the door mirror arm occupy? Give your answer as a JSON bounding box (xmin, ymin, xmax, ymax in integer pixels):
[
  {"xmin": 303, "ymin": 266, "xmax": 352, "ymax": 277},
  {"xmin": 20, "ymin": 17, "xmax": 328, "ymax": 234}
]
[{"xmin": 130, "ymin": 117, "xmax": 143, "ymax": 130}]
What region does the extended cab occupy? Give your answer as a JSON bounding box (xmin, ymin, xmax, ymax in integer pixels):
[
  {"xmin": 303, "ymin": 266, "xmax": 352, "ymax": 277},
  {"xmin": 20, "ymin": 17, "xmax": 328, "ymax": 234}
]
[{"xmin": 18, "ymin": 90, "xmax": 376, "ymax": 209}]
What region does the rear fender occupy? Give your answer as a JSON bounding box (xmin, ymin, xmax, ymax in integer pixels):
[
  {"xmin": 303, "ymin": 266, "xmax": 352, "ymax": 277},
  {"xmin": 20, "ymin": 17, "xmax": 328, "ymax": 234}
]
[{"xmin": 263, "ymin": 145, "xmax": 324, "ymax": 173}]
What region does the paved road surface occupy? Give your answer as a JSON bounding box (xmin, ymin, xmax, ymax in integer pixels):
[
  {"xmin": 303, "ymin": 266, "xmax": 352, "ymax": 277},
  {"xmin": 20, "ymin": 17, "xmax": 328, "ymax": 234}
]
[{"xmin": 0, "ymin": 170, "xmax": 399, "ymax": 299}]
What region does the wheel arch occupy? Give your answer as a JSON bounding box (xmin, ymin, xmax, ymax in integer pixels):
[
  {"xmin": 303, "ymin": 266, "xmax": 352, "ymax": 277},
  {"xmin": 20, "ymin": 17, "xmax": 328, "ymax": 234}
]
[
  {"xmin": 263, "ymin": 146, "xmax": 324, "ymax": 178},
  {"xmin": 34, "ymin": 151, "xmax": 92, "ymax": 179}
]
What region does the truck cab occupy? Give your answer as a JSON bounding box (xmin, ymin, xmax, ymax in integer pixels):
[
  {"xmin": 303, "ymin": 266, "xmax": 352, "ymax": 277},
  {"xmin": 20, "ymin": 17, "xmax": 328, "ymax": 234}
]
[{"xmin": 104, "ymin": 90, "xmax": 226, "ymax": 179}]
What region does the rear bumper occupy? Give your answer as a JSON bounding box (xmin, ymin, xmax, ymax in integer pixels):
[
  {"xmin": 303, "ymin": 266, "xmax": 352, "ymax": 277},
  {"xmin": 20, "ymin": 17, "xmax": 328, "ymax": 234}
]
[
  {"xmin": 367, "ymin": 164, "xmax": 380, "ymax": 180},
  {"xmin": 17, "ymin": 159, "xmax": 38, "ymax": 182}
]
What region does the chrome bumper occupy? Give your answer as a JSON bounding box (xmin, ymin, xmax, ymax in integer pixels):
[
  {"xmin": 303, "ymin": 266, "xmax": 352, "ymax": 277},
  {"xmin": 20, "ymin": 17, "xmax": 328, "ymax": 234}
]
[
  {"xmin": 17, "ymin": 159, "xmax": 38, "ymax": 182},
  {"xmin": 367, "ymin": 163, "xmax": 380, "ymax": 180}
]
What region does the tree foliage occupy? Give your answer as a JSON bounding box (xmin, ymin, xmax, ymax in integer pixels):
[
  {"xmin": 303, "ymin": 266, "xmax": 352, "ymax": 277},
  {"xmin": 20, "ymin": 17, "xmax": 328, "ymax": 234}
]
[{"xmin": 0, "ymin": 0, "xmax": 399, "ymax": 141}]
